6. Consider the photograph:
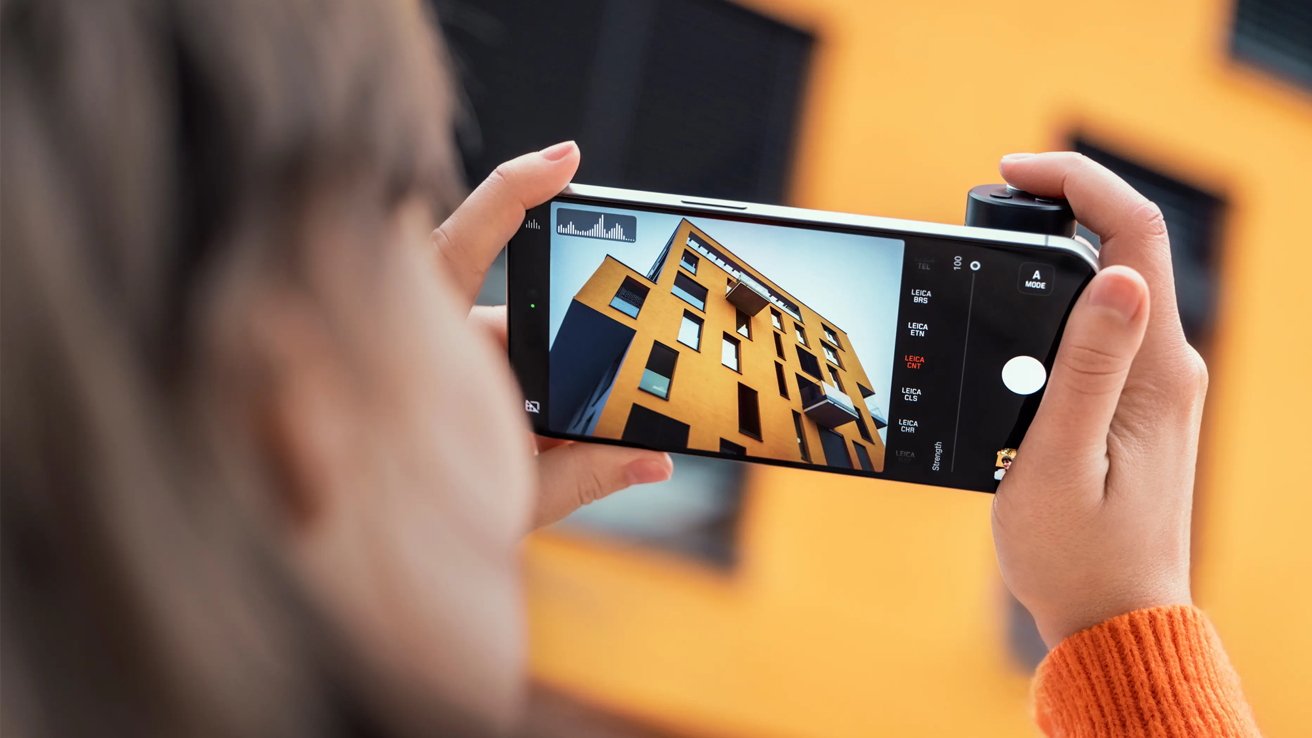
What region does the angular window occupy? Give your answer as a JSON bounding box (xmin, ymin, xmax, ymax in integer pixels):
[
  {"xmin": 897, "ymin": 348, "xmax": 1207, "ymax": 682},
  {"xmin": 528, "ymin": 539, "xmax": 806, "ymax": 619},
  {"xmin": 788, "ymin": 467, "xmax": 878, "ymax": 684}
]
[
  {"xmin": 822, "ymin": 324, "xmax": 840, "ymax": 348},
  {"xmin": 609, "ymin": 277, "xmax": 649, "ymax": 318},
  {"xmin": 773, "ymin": 332, "xmax": 785, "ymax": 359},
  {"xmin": 792, "ymin": 411, "xmax": 810, "ymax": 462},
  {"xmin": 738, "ymin": 384, "xmax": 761, "ymax": 439},
  {"xmin": 621, "ymin": 404, "xmax": 690, "ymax": 450},
  {"xmin": 796, "ymin": 346, "xmax": 822, "ymax": 380},
  {"xmin": 819, "ymin": 428, "xmax": 852, "ymax": 469},
  {"xmin": 672, "ymin": 272, "xmax": 708, "ymax": 311},
  {"xmin": 638, "ymin": 342, "xmax": 679, "ymax": 399},
  {"xmin": 680, "ymin": 250, "xmax": 699, "ymax": 274},
  {"xmin": 853, "ymin": 441, "xmax": 874, "ymax": 472},
  {"xmin": 855, "ymin": 414, "xmax": 873, "ymax": 443},
  {"xmin": 1072, "ymin": 137, "xmax": 1225, "ymax": 347},
  {"xmin": 677, "ymin": 311, "xmax": 703, "ymax": 350},
  {"xmin": 774, "ymin": 362, "xmax": 789, "ymax": 399},
  {"xmin": 822, "ymin": 342, "xmax": 842, "ymax": 367},
  {"xmin": 736, "ymin": 310, "xmax": 752, "ymax": 339},
  {"xmin": 827, "ymin": 366, "xmax": 845, "ymax": 392},
  {"xmin": 795, "ymin": 373, "xmax": 818, "ymax": 403},
  {"xmin": 770, "ymin": 309, "xmax": 783, "ymax": 330},
  {"xmin": 857, "ymin": 383, "xmax": 883, "ymax": 424},
  {"xmin": 1231, "ymin": 0, "xmax": 1312, "ymax": 91},
  {"xmin": 721, "ymin": 334, "xmax": 741, "ymax": 372},
  {"xmin": 719, "ymin": 439, "xmax": 747, "ymax": 457},
  {"xmin": 795, "ymin": 324, "xmax": 807, "ymax": 346}
]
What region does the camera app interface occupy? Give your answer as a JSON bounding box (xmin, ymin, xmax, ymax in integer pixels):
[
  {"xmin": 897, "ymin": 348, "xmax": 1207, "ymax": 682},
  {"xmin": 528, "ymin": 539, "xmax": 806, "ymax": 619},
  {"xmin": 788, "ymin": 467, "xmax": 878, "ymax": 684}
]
[{"xmin": 517, "ymin": 200, "xmax": 1088, "ymax": 492}]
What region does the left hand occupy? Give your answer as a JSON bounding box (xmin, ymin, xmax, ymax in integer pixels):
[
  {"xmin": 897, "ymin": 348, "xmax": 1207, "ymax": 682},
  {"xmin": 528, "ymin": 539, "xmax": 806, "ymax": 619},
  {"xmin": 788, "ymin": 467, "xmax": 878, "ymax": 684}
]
[{"xmin": 432, "ymin": 141, "xmax": 673, "ymax": 529}]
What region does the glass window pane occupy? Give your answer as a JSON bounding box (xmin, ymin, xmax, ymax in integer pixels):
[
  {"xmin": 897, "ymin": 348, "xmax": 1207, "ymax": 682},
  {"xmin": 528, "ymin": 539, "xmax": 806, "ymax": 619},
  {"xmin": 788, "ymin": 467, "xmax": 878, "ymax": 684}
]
[
  {"xmin": 610, "ymin": 277, "xmax": 649, "ymax": 318},
  {"xmin": 639, "ymin": 369, "xmax": 671, "ymax": 398},
  {"xmin": 736, "ymin": 311, "xmax": 751, "ymax": 339},
  {"xmin": 639, "ymin": 342, "xmax": 678, "ymax": 399},
  {"xmin": 677, "ymin": 313, "xmax": 702, "ymax": 350},
  {"xmin": 721, "ymin": 335, "xmax": 740, "ymax": 371},
  {"xmin": 796, "ymin": 347, "xmax": 822, "ymax": 380},
  {"xmin": 673, "ymin": 273, "xmax": 707, "ymax": 311},
  {"xmin": 795, "ymin": 325, "xmax": 807, "ymax": 345},
  {"xmin": 680, "ymin": 250, "xmax": 699, "ymax": 274}
]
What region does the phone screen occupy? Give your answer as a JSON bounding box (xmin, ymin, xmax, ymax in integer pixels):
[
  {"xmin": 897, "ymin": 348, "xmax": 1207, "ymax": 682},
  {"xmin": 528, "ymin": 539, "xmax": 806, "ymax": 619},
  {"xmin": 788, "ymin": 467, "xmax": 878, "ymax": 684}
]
[{"xmin": 509, "ymin": 195, "xmax": 1093, "ymax": 492}]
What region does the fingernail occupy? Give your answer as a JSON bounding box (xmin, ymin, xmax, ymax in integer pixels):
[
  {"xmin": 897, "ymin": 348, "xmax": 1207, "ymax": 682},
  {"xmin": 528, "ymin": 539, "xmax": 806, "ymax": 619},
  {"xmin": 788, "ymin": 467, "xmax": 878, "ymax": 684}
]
[
  {"xmin": 625, "ymin": 457, "xmax": 672, "ymax": 486},
  {"xmin": 1001, "ymin": 153, "xmax": 1035, "ymax": 162},
  {"xmin": 540, "ymin": 140, "xmax": 577, "ymax": 161},
  {"xmin": 1087, "ymin": 271, "xmax": 1143, "ymax": 323}
]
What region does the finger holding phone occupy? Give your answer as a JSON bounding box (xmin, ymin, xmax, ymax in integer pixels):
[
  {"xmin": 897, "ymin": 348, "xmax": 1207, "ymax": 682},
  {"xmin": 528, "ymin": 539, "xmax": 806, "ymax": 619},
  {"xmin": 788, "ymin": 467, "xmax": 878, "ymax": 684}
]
[
  {"xmin": 431, "ymin": 141, "xmax": 674, "ymax": 530},
  {"xmin": 992, "ymin": 152, "xmax": 1208, "ymax": 648}
]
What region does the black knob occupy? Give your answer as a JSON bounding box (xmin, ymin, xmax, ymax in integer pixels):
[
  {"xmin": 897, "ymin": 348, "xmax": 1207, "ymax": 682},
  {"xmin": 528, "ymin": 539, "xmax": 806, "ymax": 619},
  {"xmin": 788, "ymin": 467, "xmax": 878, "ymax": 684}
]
[{"xmin": 965, "ymin": 184, "xmax": 1076, "ymax": 238}]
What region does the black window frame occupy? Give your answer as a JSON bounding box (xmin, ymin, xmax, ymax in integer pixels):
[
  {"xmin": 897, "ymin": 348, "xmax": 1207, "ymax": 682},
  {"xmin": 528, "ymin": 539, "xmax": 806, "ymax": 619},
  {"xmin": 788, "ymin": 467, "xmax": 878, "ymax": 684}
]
[
  {"xmin": 672, "ymin": 272, "xmax": 708, "ymax": 312},
  {"xmin": 1230, "ymin": 0, "xmax": 1312, "ymax": 92},
  {"xmin": 818, "ymin": 428, "xmax": 852, "ymax": 469},
  {"xmin": 774, "ymin": 362, "xmax": 789, "ymax": 399},
  {"xmin": 827, "ymin": 366, "xmax": 845, "ymax": 392},
  {"xmin": 791, "ymin": 411, "xmax": 810, "ymax": 462},
  {"xmin": 822, "ymin": 324, "xmax": 841, "ymax": 348},
  {"xmin": 638, "ymin": 341, "xmax": 679, "ymax": 400},
  {"xmin": 680, "ymin": 249, "xmax": 700, "ymax": 274},
  {"xmin": 677, "ymin": 310, "xmax": 703, "ymax": 351},
  {"xmin": 735, "ymin": 310, "xmax": 752, "ymax": 340},
  {"xmin": 737, "ymin": 384, "xmax": 762, "ymax": 440},
  {"xmin": 721, "ymin": 333, "xmax": 742, "ymax": 373},
  {"xmin": 796, "ymin": 346, "xmax": 823, "ymax": 380},
  {"xmin": 609, "ymin": 276, "xmax": 650, "ymax": 318},
  {"xmin": 853, "ymin": 441, "xmax": 874, "ymax": 472}
]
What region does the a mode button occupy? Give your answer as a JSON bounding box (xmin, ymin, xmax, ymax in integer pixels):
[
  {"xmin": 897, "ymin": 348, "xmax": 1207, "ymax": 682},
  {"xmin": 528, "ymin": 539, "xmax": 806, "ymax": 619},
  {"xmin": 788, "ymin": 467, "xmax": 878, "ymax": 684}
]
[{"xmin": 1018, "ymin": 262, "xmax": 1054, "ymax": 295}]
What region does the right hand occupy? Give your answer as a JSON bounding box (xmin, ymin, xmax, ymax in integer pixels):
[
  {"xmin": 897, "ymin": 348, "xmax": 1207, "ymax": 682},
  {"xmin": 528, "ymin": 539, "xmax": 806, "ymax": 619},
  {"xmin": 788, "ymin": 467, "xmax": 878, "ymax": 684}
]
[{"xmin": 991, "ymin": 152, "xmax": 1209, "ymax": 649}]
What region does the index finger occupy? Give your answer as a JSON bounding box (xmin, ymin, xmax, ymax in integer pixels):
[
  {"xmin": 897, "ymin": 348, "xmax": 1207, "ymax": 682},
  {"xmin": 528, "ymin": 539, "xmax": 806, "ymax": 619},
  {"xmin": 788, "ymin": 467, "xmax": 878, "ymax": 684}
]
[
  {"xmin": 999, "ymin": 152, "xmax": 1187, "ymax": 348},
  {"xmin": 433, "ymin": 141, "xmax": 581, "ymax": 308}
]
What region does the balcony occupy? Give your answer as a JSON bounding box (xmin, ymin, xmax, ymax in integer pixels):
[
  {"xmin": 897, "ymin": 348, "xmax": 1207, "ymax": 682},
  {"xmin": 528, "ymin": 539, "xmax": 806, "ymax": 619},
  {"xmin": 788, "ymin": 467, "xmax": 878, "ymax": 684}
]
[
  {"xmin": 801, "ymin": 382, "xmax": 859, "ymax": 428},
  {"xmin": 725, "ymin": 278, "xmax": 770, "ymax": 315}
]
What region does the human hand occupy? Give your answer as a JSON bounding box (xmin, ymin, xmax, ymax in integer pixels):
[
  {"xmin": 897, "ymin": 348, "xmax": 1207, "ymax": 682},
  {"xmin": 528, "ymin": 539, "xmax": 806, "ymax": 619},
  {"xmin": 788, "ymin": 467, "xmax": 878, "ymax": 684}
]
[
  {"xmin": 991, "ymin": 152, "xmax": 1208, "ymax": 648},
  {"xmin": 432, "ymin": 142, "xmax": 673, "ymax": 529}
]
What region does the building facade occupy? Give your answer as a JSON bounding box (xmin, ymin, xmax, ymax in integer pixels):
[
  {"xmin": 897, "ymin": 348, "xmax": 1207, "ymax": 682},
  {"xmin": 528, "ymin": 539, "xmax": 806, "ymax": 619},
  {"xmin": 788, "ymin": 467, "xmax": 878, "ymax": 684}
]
[{"xmin": 550, "ymin": 218, "xmax": 887, "ymax": 471}]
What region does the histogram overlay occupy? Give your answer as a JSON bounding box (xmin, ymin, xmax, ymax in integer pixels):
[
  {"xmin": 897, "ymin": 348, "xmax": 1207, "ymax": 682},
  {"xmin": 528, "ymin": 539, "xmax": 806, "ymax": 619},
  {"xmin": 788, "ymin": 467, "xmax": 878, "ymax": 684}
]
[{"xmin": 556, "ymin": 208, "xmax": 637, "ymax": 243}]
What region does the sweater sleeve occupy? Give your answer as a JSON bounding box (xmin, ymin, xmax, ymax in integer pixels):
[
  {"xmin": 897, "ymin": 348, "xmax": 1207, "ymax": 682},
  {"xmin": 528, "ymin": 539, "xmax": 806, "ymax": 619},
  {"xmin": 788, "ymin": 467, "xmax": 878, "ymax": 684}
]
[{"xmin": 1033, "ymin": 605, "xmax": 1261, "ymax": 738}]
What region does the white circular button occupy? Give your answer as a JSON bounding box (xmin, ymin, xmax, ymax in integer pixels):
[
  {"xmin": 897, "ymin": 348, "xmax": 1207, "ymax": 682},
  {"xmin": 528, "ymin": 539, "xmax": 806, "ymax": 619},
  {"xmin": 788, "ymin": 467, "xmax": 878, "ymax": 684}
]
[{"xmin": 1002, "ymin": 356, "xmax": 1047, "ymax": 395}]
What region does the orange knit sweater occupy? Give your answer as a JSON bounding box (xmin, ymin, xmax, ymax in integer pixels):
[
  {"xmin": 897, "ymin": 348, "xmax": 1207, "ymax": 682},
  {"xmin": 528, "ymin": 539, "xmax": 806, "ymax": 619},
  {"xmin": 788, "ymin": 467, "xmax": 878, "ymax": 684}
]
[{"xmin": 1033, "ymin": 605, "xmax": 1261, "ymax": 737}]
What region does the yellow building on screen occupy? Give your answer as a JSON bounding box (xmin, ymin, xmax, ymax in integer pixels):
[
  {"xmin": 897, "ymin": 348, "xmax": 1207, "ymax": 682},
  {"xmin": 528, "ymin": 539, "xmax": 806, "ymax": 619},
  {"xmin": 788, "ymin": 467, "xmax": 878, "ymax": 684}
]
[{"xmin": 551, "ymin": 218, "xmax": 888, "ymax": 471}]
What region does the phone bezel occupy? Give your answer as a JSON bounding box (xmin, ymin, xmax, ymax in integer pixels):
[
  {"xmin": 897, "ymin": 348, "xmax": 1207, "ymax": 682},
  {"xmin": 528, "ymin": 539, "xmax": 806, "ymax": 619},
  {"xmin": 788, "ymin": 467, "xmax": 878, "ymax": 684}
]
[{"xmin": 507, "ymin": 184, "xmax": 1098, "ymax": 490}]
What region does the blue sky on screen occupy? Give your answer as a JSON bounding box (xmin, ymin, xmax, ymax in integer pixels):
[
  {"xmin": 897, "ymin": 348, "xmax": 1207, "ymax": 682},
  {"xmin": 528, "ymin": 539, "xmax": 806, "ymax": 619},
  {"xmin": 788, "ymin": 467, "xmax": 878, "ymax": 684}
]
[{"xmin": 548, "ymin": 201, "xmax": 905, "ymax": 409}]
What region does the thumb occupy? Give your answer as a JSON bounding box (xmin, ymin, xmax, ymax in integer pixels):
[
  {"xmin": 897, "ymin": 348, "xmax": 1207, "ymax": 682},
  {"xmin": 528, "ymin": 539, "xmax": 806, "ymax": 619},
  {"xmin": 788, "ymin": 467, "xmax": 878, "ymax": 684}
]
[
  {"xmin": 1018, "ymin": 266, "xmax": 1150, "ymax": 474},
  {"xmin": 532, "ymin": 443, "xmax": 673, "ymax": 529}
]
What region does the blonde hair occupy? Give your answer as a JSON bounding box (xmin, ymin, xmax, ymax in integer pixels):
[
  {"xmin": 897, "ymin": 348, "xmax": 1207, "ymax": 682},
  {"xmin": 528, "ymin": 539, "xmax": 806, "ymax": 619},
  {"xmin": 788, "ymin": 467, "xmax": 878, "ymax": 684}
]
[{"xmin": 1, "ymin": 0, "xmax": 479, "ymax": 735}]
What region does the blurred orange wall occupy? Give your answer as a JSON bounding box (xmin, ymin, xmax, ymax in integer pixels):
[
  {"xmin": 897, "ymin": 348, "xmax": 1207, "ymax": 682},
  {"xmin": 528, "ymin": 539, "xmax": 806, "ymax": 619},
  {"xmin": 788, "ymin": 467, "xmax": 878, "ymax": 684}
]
[{"xmin": 524, "ymin": 0, "xmax": 1312, "ymax": 735}]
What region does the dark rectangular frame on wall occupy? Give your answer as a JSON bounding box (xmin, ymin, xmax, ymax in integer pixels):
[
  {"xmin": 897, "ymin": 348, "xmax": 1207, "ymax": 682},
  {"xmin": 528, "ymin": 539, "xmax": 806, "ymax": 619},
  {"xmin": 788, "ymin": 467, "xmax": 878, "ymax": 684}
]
[
  {"xmin": 1229, "ymin": 0, "xmax": 1312, "ymax": 91},
  {"xmin": 1069, "ymin": 136, "xmax": 1227, "ymax": 350}
]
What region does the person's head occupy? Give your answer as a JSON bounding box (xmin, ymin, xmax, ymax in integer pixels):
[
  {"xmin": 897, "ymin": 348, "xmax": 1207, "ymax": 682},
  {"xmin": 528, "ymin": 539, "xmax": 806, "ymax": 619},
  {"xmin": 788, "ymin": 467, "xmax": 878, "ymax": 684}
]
[
  {"xmin": 2, "ymin": 0, "xmax": 533, "ymax": 735},
  {"xmin": 1002, "ymin": 457, "xmax": 1013, "ymax": 469}
]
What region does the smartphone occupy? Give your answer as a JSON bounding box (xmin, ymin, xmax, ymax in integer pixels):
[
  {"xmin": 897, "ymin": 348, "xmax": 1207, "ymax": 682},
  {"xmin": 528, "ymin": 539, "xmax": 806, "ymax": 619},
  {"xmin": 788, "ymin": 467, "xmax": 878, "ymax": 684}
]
[{"xmin": 506, "ymin": 184, "xmax": 1097, "ymax": 493}]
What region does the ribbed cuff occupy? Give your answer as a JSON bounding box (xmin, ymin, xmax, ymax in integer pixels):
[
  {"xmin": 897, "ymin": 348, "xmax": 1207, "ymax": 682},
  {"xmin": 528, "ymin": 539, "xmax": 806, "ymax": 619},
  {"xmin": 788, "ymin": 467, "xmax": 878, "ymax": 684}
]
[{"xmin": 1033, "ymin": 605, "xmax": 1261, "ymax": 738}]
